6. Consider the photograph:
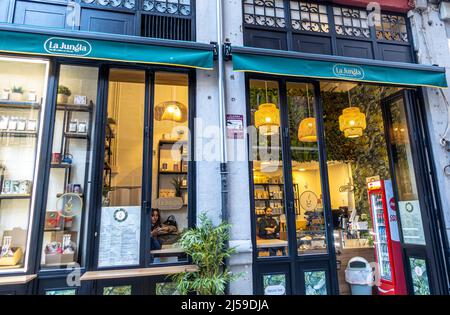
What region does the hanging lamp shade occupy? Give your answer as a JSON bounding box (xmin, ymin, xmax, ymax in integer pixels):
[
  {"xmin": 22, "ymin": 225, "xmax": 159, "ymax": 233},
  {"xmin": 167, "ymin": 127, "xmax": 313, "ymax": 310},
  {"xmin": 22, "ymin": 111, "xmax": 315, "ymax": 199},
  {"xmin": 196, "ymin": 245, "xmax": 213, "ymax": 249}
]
[
  {"xmin": 155, "ymin": 101, "xmax": 187, "ymax": 123},
  {"xmin": 298, "ymin": 117, "xmax": 317, "ymax": 142},
  {"xmin": 254, "ymin": 103, "xmax": 280, "ymax": 135},
  {"xmin": 339, "ymin": 107, "xmax": 367, "ymax": 138}
]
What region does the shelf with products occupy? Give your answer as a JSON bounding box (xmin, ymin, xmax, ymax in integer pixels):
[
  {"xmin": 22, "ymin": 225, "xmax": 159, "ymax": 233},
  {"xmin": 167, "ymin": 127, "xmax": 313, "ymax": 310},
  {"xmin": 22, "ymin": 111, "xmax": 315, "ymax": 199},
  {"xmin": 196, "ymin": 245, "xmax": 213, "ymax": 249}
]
[
  {"xmin": 0, "ymin": 58, "xmax": 49, "ymax": 271},
  {"xmin": 40, "ymin": 83, "xmax": 95, "ymax": 269},
  {"xmin": 0, "ymin": 131, "xmax": 37, "ymax": 138},
  {"xmin": 0, "ymin": 100, "xmax": 41, "ymax": 110},
  {"xmin": 0, "ymin": 194, "xmax": 31, "ymax": 200},
  {"xmin": 156, "ymin": 140, "xmax": 189, "ymax": 207}
]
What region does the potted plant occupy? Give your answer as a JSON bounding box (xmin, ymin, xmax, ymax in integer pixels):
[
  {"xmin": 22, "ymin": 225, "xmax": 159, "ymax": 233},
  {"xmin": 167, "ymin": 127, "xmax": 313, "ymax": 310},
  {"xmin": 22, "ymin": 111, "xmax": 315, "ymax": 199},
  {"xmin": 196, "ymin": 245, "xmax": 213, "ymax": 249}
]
[
  {"xmin": 57, "ymin": 85, "xmax": 72, "ymax": 104},
  {"xmin": 170, "ymin": 213, "xmax": 242, "ymax": 295},
  {"xmin": 10, "ymin": 86, "xmax": 24, "ymax": 102}
]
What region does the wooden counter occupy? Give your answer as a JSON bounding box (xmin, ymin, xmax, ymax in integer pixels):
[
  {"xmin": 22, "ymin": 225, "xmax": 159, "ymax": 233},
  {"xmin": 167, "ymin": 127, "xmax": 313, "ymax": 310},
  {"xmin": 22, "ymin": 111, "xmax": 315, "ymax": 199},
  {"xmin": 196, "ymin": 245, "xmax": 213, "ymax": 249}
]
[{"xmin": 0, "ymin": 274, "xmax": 36, "ymax": 286}]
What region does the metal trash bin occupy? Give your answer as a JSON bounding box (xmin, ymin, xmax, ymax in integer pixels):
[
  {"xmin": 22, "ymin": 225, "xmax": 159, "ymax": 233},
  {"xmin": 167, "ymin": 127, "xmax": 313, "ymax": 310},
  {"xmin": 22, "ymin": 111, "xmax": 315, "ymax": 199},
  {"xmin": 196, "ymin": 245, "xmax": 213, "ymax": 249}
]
[{"xmin": 345, "ymin": 257, "xmax": 374, "ymax": 295}]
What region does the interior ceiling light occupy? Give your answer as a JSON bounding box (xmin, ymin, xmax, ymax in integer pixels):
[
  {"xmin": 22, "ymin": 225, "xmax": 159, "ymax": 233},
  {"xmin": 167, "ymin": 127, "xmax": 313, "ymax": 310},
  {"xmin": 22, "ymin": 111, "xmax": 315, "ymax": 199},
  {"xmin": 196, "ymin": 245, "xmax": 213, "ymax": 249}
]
[
  {"xmin": 254, "ymin": 81, "xmax": 280, "ymax": 136},
  {"xmin": 298, "ymin": 84, "xmax": 317, "ymax": 142},
  {"xmin": 339, "ymin": 90, "xmax": 366, "ymax": 139}
]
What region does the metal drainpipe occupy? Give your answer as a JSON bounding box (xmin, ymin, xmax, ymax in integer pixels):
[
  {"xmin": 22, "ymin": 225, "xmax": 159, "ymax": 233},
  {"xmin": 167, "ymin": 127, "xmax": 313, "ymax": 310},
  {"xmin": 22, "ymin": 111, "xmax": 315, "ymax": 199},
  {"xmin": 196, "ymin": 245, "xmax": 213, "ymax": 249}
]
[
  {"xmin": 216, "ymin": 0, "xmax": 230, "ymax": 295},
  {"xmin": 216, "ymin": 0, "xmax": 228, "ymax": 222}
]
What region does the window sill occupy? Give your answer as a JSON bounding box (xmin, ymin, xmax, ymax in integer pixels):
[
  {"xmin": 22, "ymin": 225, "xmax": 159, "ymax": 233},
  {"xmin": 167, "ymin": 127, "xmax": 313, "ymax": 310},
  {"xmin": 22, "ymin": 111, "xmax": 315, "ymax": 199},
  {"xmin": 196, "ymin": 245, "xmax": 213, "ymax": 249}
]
[{"xmin": 80, "ymin": 265, "xmax": 198, "ymax": 281}]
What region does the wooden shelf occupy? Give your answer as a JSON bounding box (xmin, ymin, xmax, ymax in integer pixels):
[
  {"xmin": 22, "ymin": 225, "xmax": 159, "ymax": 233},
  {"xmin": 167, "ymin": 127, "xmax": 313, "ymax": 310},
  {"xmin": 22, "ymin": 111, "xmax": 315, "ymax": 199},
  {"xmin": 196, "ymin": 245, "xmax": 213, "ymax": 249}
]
[
  {"xmin": 80, "ymin": 265, "xmax": 198, "ymax": 281},
  {"xmin": 0, "ymin": 101, "xmax": 41, "ymax": 109},
  {"xmin": 0, "ymin": 131, "xmax": 37, "ymax": 138},
  {"xmin": 159, "ymin": 171, "xmax": 187, "ymax": 175},
  {"xmin": 56, "ymin": 193, "xmax": 83, "ymax": 198},
  {"xmin": 0, "ymin": 194, "xmax": 31, "ymax": 200},
  {"xmin": 56, "ymin": 104, "xmax": 93, "ymax": 112},
  {"xmin": 64, "ymin": 132, "xmax": 89, "ymax": 140},
  {"xmin": 50, "ymin": 163, "xmax": 72, "ymax": 169}
]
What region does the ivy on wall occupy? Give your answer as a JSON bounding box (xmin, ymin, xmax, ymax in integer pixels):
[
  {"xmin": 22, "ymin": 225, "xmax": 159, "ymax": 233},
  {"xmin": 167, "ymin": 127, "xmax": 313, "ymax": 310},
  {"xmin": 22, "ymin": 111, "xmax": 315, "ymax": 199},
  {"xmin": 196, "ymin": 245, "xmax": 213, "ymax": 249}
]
[{"xmin": 323, "ymin": 84, "xmax": 397, "ymax": 217}]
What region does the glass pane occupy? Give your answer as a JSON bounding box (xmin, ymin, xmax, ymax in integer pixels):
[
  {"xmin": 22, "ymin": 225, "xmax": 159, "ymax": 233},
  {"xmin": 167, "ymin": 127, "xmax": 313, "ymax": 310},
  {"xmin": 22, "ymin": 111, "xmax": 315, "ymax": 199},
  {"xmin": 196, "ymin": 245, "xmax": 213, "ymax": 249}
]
[
  {"xmin": 287, "ymin": 82, "xmax": 327, "ymax": 255},
  {"xmin": 409, "ymin": 257, "xmax": 430, "ymax": 295},
  {"xmin": 388, "ymin": 98, "xmax": 426, "ymax": 245},
  {"xmin": 150, "ymin": 72, "xmax": 189, "ymax": 264},
  {"xmin": 41, "ymin": 65, "xmax": 98, "ymax": 269},
  {"xmin": 103, "ymin": 285, "xmax": 132, "ymax": 295},
  {"xmin": 45, "ymin": 289, "xmax": 77, "ymax": 295},
  {"xmin": 0, "ymin": 56, "xmax": 49, "ymax": 273},
  {"xmin": 97, "ymin": 69, "xmax": 145, "ymax": 268},
  {"xmin": 263, "ymin": 273, "xmax": 287, "ymax": 295},
  {"xmin": 250, "ymin": 80, "xmax": 288, "ymax": 257},
  {"xmin": 156, "ymin": 282, "xmax": 179, "ymax": 295},
  {"xmin": 305, "ymin": 271, "xmax": 327, "ymax": 295}
]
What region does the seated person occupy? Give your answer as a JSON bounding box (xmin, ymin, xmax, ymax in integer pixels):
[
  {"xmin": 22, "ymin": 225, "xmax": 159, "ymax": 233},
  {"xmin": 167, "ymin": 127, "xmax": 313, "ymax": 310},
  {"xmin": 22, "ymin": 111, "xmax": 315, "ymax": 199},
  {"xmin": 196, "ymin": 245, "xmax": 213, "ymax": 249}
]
[
  {"xmin": 257, "ymin": 207, "xmax": 285, "ymax": 256},
  {"xmin": 150, "ymin": 208, "xmax": 162, "ymax": 251}
]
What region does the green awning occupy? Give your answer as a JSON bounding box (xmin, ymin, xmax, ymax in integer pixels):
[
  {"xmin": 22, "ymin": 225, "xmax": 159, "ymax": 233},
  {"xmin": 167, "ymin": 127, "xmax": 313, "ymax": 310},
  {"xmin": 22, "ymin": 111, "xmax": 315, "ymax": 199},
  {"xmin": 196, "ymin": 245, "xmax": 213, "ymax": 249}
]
[
  {"xmin": 0, "ymin": 29, "xmax": 214, "ymax": 70},
  {"xmin": 232, "ymin": 47, "xmax": 447, "ymax": 88}
]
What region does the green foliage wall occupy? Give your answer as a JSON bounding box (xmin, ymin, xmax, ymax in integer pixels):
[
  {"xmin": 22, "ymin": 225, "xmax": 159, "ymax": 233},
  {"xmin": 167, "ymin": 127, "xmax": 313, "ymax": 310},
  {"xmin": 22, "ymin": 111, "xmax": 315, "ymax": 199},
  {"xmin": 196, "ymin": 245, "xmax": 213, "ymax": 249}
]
[
  {"xmin": 249, "ymin": 84, "xmax": 397, "ymax": 219},
  {"xmin": 322, "ymin": 85, "xmax": 396, "ymax": 217}
]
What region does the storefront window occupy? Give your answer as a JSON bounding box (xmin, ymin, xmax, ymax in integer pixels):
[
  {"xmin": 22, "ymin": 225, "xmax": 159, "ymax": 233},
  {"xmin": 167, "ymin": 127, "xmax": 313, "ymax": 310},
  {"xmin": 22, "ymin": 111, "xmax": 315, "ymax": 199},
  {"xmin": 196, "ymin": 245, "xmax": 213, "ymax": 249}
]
[
  {"xmin": 41, "ymin": 65, "xmax": 98, "ymax": 269},
  {"xmin": 287, "ymin": 82, "xmax": 326, "ymax": 255},
  {"xmin": 250, "ymin": 79, "xmax": 288, "ymax": 257},
  {"xmin": 0, "ymin": 56, "xmax": 49, "ymax": 273},
  {"xmin": 150, "ymin": 72, "xmax": 189, "ymax": 264},
  {"xmin": 98, "ymin": 69, "xmax": 145, "ymax": 268}
]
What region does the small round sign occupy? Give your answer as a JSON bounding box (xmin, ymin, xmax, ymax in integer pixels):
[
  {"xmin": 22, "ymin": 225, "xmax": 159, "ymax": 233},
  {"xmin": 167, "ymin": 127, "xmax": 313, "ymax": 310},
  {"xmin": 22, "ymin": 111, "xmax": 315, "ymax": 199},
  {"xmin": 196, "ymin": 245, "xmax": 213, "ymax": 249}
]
[{"xmin": 114, "ymin": 208, "xmax": 128, "ymax": 223}]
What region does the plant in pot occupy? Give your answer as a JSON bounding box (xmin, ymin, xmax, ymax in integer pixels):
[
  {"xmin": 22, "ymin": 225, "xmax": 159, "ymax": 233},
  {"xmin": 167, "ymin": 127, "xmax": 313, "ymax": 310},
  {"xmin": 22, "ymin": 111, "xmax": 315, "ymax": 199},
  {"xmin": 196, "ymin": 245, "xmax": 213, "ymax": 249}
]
[
  {"xmin": 57, "ymin": 85, "xmax": 72, "ymax": 104},
  {"xmin": 170, "ymin": 212, "xmax": 243, "ymax": 295},
  {"xmin": 10, "ymin": 86, "xmax": 24, "ymax": 102}
]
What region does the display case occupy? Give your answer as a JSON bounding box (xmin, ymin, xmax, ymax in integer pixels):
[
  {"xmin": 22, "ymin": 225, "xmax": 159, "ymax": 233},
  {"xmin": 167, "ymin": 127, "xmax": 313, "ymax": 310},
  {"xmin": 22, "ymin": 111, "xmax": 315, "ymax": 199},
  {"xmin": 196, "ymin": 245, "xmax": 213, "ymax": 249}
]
[
  {"xmin": 0, "ymin": 56, "xmax": 49, "ymax": 273},
  {"xmin": 40, "ymin": 65, "xmax": 98, "ymax": 269}
]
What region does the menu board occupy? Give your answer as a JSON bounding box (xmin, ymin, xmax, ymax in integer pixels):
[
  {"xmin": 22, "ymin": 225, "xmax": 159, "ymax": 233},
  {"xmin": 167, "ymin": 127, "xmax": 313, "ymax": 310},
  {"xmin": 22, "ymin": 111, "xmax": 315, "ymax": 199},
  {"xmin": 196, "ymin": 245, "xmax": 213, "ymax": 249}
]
[
  {"xmin": 398, "ymin": 200, "xmax": 426, "ymax": 245},
  {"xmin": 98, "ymin": 206, "xmax": 141, "ymax": 267}
]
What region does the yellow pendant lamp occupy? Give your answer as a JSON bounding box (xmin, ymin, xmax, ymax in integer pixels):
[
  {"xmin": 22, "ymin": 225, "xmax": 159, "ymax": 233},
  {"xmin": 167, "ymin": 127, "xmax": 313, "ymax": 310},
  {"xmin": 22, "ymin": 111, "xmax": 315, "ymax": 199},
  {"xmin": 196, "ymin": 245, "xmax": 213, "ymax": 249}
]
[
  {"xmin": 298, "ymin": 85, "xmax": 317, "ymax": 142},
  {"xmin": 155, "ymin": 86, "xmax": 187, "ymax": 123},
  {"xmin": 339, "ymin": 91, "xmax": 366, "ymax": 139},
  {"xmin": 254, "ymin": 81, "xmax": 280, "ymax": 136}
]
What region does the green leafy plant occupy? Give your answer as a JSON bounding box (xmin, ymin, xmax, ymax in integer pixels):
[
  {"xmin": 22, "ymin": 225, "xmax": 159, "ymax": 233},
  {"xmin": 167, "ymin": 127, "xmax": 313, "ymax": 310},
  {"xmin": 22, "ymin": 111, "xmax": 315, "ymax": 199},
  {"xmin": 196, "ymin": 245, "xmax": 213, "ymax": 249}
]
[
  {"xmin": 11, "ymin": 85, "xmax": 24, "ymax": 94},
  {"xmin": 171, "ymin": 177, "xmax": 183, "ymax": 197},
  {"xmin": 170, "ymin": 213, "xmax": 242, "ymax": 295},
  {"xmin": 58, "ymin": 85, "xmax": 72, "ymax": 97}
]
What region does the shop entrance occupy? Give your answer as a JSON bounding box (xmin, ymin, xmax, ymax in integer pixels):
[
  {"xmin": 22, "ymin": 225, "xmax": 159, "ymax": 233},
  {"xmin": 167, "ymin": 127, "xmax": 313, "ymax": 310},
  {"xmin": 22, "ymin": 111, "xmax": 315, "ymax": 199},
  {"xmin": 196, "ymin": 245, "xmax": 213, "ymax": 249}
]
[{"xmin": 248, "ymin": 76, "xmax": 441, "ymax": 295}]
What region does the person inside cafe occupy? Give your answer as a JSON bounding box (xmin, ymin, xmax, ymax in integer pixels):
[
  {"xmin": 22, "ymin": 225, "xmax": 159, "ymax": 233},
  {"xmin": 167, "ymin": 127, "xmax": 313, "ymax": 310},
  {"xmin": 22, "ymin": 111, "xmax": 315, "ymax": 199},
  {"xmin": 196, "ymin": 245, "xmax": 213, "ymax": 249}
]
[
  {"xmin": 257, "ymin": 207, "xmax": 285, "ymax": 256},
  {"xmin": 150, "ymin": 208, "xmax": 162, "ymax": 250}
]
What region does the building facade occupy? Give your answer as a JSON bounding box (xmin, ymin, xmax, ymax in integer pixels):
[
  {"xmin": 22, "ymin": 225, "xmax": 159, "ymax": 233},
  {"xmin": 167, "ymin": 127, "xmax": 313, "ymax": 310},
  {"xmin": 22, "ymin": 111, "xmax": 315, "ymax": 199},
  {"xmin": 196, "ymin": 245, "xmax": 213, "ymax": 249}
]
[{"xmin": 0, "ymin": 0, "xmax": 448, "ymax": 295}]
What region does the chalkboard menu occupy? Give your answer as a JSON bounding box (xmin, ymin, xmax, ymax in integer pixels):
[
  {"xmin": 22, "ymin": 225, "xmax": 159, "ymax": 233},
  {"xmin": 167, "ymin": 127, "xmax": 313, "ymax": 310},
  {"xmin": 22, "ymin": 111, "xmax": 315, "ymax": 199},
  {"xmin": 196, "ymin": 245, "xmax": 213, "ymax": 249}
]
[{"xmin": 98, "ymin": 206, "xmax": 141, "ymax": 267}]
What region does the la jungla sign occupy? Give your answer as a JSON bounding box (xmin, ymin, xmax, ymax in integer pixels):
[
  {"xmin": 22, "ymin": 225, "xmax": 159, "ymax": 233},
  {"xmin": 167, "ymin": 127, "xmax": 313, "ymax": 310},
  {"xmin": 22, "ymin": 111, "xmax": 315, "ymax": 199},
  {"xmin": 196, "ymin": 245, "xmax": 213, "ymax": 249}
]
[
  {"xmin": 333, "ymin": 64, "xmax": 365, "ymax": 80},
  {"xmin": 44, "ymin": 37, "xmax": 92, "ymax": 57}
]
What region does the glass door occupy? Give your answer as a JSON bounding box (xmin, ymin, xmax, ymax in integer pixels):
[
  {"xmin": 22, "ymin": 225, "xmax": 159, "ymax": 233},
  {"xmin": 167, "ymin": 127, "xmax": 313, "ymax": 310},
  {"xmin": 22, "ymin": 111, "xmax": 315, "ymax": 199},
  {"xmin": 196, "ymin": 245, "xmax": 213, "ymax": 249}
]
[
  {"xmin": 249, "ymin": 78, "xmax": 333, "ymax": 295},
  {"xmin": 97, "ymin": 68, "xmax": 146, "ymax": 268},
  {"xmin": 381, "ymin": 90, "xmax": 434, "ymax": 295}
]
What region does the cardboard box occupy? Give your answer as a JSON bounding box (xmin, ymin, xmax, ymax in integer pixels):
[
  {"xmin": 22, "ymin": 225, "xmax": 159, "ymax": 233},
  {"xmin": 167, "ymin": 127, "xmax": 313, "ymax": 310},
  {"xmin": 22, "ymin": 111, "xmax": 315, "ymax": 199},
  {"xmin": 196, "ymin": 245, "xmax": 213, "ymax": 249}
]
[{"xmin": 44, "ymin": 253, "xmax": 75, "ymax": 266}]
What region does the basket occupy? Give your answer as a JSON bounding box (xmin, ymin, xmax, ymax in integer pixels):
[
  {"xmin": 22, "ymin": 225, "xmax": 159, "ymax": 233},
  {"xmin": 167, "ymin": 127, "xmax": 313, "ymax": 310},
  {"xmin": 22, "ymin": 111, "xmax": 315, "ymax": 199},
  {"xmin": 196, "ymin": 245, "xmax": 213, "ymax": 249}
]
[{"xmin": 0, "ymin": 247, "xmax": 23, "ymax": 266}]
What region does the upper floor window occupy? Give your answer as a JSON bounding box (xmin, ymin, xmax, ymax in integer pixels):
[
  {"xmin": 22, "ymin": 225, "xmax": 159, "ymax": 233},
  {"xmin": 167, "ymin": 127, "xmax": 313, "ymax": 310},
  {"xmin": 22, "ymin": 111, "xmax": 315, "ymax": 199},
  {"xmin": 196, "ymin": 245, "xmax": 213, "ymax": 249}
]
[
  {"xmin": 333, "ymin": 6, "xmax": 370, "ymax": 39},
  {"xmin": 244, "ymin": 0, "xmax": 286, "ymax": 28},
  {"xmin": 290, "ymin": 1, "xmax": 329, "ymax": 33},
  {"xmin": 376, "ymin": 14, "xmax": 408, "ymax": 42},
  {"xmin": 9, "ymin": 0, "xmax": 194, "ymax": 40},
  {"xmin": 242, "ymin": 0, "xmax": 413, "ymax": 63}
]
